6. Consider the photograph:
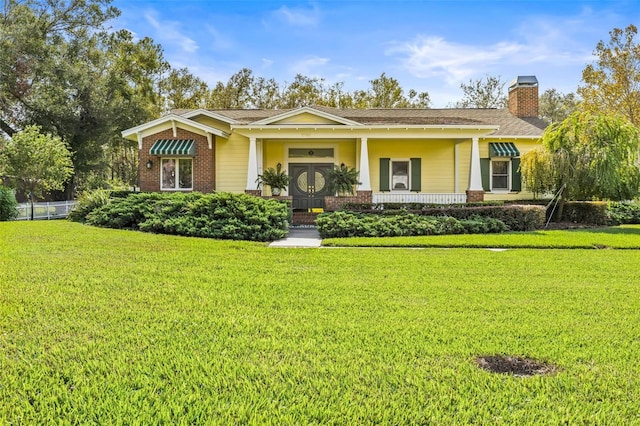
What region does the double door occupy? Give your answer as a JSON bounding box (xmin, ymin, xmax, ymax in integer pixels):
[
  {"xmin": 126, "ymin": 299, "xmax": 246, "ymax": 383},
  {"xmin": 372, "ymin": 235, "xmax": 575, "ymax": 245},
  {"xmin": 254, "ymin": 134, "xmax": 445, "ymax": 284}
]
[{"xmin": 289, "ymin": 163, "xmax": 332, "ymax": 210}]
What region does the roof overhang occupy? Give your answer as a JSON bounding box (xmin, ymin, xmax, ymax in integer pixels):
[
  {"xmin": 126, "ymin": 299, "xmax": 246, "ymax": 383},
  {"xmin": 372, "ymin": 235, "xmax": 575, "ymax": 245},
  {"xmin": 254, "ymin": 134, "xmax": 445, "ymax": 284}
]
[
  {"xmin": 121, "ymin": 114, "xmax": 229, "ymax": 142},
  {"xmin": 231, "ymin": 124, "xmax": 499, "ymax": 139},
  {"xmin": 180, "ymin": 108, "xmax": 238, "ymax": 124}
]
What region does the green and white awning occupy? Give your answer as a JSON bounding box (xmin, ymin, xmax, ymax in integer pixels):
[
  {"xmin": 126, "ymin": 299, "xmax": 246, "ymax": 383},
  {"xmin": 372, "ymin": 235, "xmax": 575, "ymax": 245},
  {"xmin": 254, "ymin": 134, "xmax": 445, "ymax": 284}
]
[
  {"xmin": 149, "ymin": 139, "xmax": 196, "ymax": 156},
  {"xmin": 489, "ymin": 142, "xmax": 520, "ymax": 157}
]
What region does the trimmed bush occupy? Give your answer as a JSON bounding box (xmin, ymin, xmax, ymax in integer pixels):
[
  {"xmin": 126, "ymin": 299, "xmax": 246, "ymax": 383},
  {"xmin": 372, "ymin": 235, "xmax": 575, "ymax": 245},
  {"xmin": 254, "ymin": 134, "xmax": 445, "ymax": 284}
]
[
  {"xmin": 85, "ymin": 192, "xmax": 290, "ymax": 241},
  {"xmin": 316, "ymin": 211, "xmax": 508, "ymax": 238},
  {"xmin": 338, "ymin": 204, "xmax": 544, "ymax": 232},
  {"xmin": 0, "ymin": 186, "xmax": 18, "ymax": 221},
  {"xmin": 560, "ymin": 201, "xmax": 609, "ymax": 225}
]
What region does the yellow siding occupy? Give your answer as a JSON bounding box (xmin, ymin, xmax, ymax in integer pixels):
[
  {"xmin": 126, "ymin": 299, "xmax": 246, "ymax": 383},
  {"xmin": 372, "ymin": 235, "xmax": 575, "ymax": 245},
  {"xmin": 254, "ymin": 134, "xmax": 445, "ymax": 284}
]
[
  {"xmin": 273, "ymin": 112, "xmax": 341, "ymax": 125},
  {"xmin": 192, "ymin": 116, "xmax": 232, "ymax": 133},
  {"xmin": 479, "ymin": 138, "xmax": 541, "ymax": 199},
  {"xmin": 368, "ymin": 139, "xmax": 456, "ymax": 192},
  {"xmin": 215, "ymin": 133, "xmax": 250, "ymax": 192},
  {"xmin": 456, "ymin": 140, "xmax": 471, "ymax": 193}
]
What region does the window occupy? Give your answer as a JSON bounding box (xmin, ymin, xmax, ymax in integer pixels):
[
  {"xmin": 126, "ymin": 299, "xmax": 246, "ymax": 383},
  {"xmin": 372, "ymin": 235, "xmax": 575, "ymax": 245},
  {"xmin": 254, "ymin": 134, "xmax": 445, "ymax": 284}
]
[
  {"xmin": 380, "ymin": 158, "xmax": 421, "ymax": 192},
  {"xmin": 391, "ymin": 160, "xmax": 410, "ymax": 190},
  {"xmin": 289, "ymin": 148, "xmax": 334, "ymax": 158},
  {"xmin": 161, "ymin": 158, "xmax": 193, "ymax": 190},
  {"xmin": 491, "ymin": 160, "xmax": 509, "ymax": 191}
]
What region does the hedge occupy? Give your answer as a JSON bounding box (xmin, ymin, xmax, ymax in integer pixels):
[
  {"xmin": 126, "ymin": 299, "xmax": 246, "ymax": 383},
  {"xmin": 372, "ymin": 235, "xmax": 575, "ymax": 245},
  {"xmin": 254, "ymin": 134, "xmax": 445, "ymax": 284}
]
[
  {"xmin": 339, "ymin": 203, "xmax": 545, "ymax": 232},
  {"xmin": 316, "ymin": 211, "xmax": 508, "ymax": 238},
  {"xmin": 84, "ymin": 192, "xmax": 290, "ymax": 241}
]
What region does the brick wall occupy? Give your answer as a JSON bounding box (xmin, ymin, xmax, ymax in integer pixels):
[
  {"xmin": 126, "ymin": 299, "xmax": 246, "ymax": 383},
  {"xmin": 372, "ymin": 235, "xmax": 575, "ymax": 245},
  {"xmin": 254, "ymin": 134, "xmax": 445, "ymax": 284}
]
[
  {"xmin": 324, "ymin": 190, "xmax": 373, "ymax": 211},
  {"xmin": 508, "ymin": 85, "xmax": 539, "ymax": 118},
  {"xmin": 466, "ymin": 190, "xmax": 485, "ymax": 202},
  {"xmin": 140, "ymin": 128, "xmax": 214, "ymax": 193}
]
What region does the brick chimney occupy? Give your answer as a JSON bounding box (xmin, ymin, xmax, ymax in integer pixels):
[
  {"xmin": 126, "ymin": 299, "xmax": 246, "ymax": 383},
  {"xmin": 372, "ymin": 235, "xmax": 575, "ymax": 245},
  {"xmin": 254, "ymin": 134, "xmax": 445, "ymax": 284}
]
[{"xmin": 508, "ymin": 76, "xmax": 538, "ymax": 118}]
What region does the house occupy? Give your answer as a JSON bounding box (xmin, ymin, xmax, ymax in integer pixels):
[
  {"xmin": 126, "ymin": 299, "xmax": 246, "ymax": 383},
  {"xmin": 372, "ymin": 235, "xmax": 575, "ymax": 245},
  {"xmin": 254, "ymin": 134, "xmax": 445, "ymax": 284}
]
[{"xmin": 121, "ymin": 75, "xmax": 547, "ymax": 212}]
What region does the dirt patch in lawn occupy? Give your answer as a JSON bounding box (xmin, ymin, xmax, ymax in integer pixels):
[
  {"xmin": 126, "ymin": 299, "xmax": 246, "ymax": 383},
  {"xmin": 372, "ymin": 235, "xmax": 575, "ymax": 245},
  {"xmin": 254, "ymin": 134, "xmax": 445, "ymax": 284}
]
[{"xmin": 475, "ymin": 355, "xmax": 558, "ymax": 377}]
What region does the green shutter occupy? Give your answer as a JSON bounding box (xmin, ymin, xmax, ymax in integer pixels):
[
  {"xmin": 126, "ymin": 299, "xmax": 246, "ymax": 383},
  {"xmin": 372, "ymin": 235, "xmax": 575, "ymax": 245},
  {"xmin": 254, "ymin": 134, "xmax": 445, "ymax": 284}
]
[
  {"xmin": 480, "ymin": 158, "xmax": 491, "ymax": 192},
  {"xmin": 511, "ymin": 158, "xmax": 522, "ymax": 192},
  {"xmin": 380, "ymin": 158, "xmax": 390, "ymax": 191},
  {"xmin": 410, "ymin": 158, "xmax": 421, "ymax": 192}
]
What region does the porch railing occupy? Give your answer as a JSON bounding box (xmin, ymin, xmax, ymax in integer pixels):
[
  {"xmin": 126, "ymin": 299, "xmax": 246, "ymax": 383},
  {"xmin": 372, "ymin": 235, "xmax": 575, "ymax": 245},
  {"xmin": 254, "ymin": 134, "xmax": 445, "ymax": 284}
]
[
  {"xmin": 372, "ymin": 193, "xmax": 467, "ymax": 204},
  {"xmin": 15, "ymin": 201, "xmax": 77, "ymax": 220}
]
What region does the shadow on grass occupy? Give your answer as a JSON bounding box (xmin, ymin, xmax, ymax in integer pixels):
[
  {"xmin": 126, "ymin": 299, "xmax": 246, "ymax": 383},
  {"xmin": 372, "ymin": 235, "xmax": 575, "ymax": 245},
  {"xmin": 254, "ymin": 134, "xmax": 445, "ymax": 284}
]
[{"xmin": 572, "ymin": 226, "xmax": 640, "ymax": 236}]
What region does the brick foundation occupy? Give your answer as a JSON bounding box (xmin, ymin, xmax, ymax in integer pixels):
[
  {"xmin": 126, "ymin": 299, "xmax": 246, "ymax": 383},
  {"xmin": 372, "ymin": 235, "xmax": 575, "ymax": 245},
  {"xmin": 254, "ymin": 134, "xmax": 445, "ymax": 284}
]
[
  {"xmin": 140, "ymin": 128, "xmax": 214, "ymax": 193},
  {"xmin": 292, "ymin": 212, "xmax": 319, "ymax": 225},
  {"xmin": 466, "ymin": 190, "xmax": 485, "ymax": 202},
  {"xmin": 324, "ymin": 190, "xmax": 373, "ymax": 211},
  {"xmin": 244, "ymin": 189, "xmax": 262, "ymax": 196}
]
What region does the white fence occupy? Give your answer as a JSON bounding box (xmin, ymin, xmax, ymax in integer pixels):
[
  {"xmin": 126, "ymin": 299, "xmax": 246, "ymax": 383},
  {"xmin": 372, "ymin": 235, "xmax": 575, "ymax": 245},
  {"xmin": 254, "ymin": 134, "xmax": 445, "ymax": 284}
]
[
  {"xmin": 15, "ymin": 201, "xmax": 77, "ymax": 220},
  {"xmin": 372, "ymin": 193, "xmax": 467, "ymax": 204}
]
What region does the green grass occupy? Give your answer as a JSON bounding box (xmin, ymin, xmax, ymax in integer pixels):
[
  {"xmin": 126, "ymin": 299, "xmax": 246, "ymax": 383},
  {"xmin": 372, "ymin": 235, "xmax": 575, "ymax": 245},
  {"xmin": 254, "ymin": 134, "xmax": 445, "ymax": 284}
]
[
  {"xmin": 2, "ymin": 221, "xmax": 640, "ymax": 424},
  {"xmin": 323, "ymin": 225, "xmax": 640, "ymax": 249}
]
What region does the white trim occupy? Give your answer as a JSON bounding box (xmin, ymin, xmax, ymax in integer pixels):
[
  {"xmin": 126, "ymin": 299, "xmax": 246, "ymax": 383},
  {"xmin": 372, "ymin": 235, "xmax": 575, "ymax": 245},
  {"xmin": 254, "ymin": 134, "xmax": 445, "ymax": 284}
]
[
  {"xmin": 358, "ymin": 137, "xmax": 371, "ymax": 191},
  {"xmin": 389, "ymin": 158, "xmax": 411, "ymax": 192},
  {"xmin": 250, "ymin": 106, "xmax": 363, "ymax": 126},
  {"xmin": 468, "ymin": 137, "xmax": 483, "ymax": 191},
  {"xmin": 207, "ymin": 133, "xmax": 212, "ymax": 150},
  {"xmin": 121, "ymin": 114, "xmax": 229, "ymax": 140},
  {"xmin": 246, "ymin": 137, "xmax": 259, "ymax": 191},
  {"xmin": 160, "ymin": 157, "xmax": 193, "ymax": 191},
  {"xmin": 490, "ymin": 158, "xmax": 511, "ymax": 192}
]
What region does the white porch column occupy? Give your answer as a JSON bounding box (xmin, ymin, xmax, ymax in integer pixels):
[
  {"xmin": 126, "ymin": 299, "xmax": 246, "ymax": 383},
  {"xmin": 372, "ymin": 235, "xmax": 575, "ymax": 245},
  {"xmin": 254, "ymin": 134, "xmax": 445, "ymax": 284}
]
[
  {"xmin": 358, "ymin": 137, "xmax": 371, "ymax": 191},
  {"xmin": 246, "ymin": 137, "xmax": 259, "ymax": 190},
  {"xmin": 468, "ymin": 137, "xmax": 483, "ymax": 191}
]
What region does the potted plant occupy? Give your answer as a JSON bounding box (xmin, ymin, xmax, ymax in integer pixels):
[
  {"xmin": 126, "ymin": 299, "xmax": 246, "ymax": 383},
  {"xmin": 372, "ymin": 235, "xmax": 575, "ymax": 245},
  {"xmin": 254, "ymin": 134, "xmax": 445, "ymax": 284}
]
[
  {"xmin": 256, "ymin": 163, "xmax": 292, "ymax": 196},
  {"xmin": 327, "ymin": 163, "xmax": 360, "ymax": 196}
]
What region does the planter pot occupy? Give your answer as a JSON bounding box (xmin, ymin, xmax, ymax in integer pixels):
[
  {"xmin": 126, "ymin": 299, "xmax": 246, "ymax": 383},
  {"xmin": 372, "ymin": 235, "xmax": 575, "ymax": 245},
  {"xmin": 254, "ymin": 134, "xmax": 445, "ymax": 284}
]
[{"xmin": 271, "ymin": 187, "xmax": 282, "ymax": 196}]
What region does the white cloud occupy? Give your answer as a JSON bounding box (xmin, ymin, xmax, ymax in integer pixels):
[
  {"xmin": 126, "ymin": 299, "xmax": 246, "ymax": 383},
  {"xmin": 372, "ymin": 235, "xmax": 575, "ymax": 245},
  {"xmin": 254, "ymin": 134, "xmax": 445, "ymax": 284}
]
[
  {"xmin": 275, "ymin": 3, "xmax": 321, "ymax": 27},
  {"xmin": 144, "ymin": 10, "xmax": 198, "ymax": 54},
  {"xmin": 261, "ymin": 58, "xmax": 274, "ymax": 69},
  {"xmin": 291, "ymin": 56, "xmax": 330, "ymax": 75},
  {"xmin": 387, "ymin": 36, "xmax": 524, "ymax": 85}
]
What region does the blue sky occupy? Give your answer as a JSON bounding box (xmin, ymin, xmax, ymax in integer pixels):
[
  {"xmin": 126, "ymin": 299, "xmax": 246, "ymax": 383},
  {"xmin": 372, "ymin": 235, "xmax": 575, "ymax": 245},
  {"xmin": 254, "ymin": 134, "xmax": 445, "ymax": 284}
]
[{"xmin": 112, "ymin": 0, "xmax": 640, "ymax": 107}]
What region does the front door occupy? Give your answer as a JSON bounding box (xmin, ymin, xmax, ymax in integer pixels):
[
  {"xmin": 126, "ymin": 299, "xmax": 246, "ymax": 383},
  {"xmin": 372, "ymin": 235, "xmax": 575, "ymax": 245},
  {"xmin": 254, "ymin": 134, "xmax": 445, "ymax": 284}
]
[{"xmin": 289, "ymin": 163, "xmax": 333, "ymax": 210}]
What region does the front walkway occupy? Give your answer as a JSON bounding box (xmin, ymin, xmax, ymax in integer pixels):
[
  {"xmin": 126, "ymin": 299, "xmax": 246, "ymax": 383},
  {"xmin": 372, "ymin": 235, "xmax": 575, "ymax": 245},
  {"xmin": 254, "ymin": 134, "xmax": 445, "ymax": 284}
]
[{"xmin": 269, "ymin": 227, "xmax": 322, "ymax": 248}]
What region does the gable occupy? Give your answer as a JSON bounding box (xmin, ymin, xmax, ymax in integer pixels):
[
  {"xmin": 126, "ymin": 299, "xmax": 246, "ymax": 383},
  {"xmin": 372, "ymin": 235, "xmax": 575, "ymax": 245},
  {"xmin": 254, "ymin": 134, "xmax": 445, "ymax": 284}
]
[{"xmin": 271, "ymin": 111, "xmax": 345, "ymax": 125}]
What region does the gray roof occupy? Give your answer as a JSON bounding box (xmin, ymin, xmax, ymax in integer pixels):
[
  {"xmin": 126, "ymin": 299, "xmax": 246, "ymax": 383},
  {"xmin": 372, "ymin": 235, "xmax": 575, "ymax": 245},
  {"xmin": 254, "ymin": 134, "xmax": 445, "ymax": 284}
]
[{"xmin": 175, "ymin": 106, "xmax": 548, "ymax": 137}]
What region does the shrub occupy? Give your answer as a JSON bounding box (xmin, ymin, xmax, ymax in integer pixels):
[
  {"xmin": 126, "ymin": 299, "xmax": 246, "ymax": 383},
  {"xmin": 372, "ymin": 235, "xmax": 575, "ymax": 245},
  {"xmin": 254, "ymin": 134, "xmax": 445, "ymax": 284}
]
[
  {"xmin": 339, "ymin": 203, "xmax": 544, "ymax": 231},
  {"xmin": 67, "ymin": 189, "xmax": 112, "ymax": 223},
  {"xmin": 0, "ymin": 186, "xmax": 18, "ymax": 221},
  {"xmin": 85, "ymin": 192, "xmax": 289, "ymax": 241},
  {"xmin": 316, "ymin": 211, "xmax": 508, "ymax": 238},
  {"xmin": 607, "ymin": 201, "xmax": 640, "ymax": 225},
  {"xmin": 560, "ymin": 201, "xmax": 609, "ymax": 225}
]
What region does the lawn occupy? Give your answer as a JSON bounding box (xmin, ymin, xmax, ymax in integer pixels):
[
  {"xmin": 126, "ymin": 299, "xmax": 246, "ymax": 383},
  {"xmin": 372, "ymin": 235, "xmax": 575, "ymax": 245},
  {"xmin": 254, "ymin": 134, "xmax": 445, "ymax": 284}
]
[
  {"xmin": 322, "ymin": 225, "xmax": 640, "ymax": 249},
  {"xmin": 1, "ymin": 221, "xmax": 640, "ymax": 424}
]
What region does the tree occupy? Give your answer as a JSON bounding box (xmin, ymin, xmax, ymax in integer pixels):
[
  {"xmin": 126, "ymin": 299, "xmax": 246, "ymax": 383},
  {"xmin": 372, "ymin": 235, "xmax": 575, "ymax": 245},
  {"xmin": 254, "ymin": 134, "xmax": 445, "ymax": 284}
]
[
  {"xmin": 520, "ymin": 112, "xmax": 640, "ymax": 203},
  {"xmin": 0, "ymin": 126, "xmax": 74, "ymax": 199},
  {"xmin": 579, "ymin": 24, "xmax": 640, "ymax": 126},
  {"xmin": 1, "ymin": 2, "xmax": 168, "ymax": 193},
  {"xmin": 454, "ymin": 75, "xmax": 507, "ymax": 108},
  {"xmin": 279, "ymin": 74, "xmax": 326, "ymax": 108},
  {"xmin": 159, "ymin": 67, "xmax": 209, "ymax": 111},
  {"xmin": 366, "ymin": 72, "xmax": 430, "ymax": 108},
  {"xmin": 539, "ymin": 88, "xmax": 579, "ymax": 125}
]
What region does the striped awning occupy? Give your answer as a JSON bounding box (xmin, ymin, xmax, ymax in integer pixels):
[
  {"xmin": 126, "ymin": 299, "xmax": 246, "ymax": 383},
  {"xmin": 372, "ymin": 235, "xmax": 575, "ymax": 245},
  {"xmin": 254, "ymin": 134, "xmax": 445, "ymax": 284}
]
[
  {"xmin": 489, "ymin": 142, "xmax": 520, "ymax": 157},
  {"xmin": 149, "ymin": 139, "xmax": 196, "ymax": 156}
]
